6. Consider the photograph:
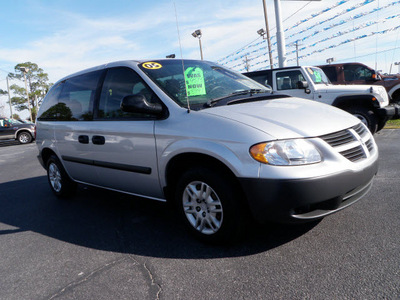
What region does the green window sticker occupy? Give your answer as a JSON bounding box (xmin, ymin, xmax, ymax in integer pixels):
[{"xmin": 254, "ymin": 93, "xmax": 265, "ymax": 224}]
[
  {"xmin": 314, "ymin": 71, "xmax": 322, "ymax": 83},
  {"xmin": 185, "ymin": 67, "xmax": 206, "ymax": 97}
]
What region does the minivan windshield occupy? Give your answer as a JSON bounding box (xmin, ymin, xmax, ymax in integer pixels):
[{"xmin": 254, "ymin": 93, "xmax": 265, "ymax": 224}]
[
  {"xmin": 138, "ymin": 60, "xmax": 271, "ymax": 109},
  {"xmin": 305, "ymin": 67, "xmax": 331, "ymax": 85}
]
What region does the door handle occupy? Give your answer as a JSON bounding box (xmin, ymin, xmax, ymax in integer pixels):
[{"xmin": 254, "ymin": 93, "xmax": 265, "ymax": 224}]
[
  {"xmin": 92, "ymin": 135, "xmax": 105, "ymax": 145},
  {"xmin": 78, "ymin": 135, "xmax": 89, "ymax": 144}
]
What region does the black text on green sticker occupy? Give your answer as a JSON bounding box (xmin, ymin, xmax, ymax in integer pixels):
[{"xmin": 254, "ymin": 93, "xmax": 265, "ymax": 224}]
[{"xmin": 185, "ymin": 67, "xmax": 206, "ymax": 97}]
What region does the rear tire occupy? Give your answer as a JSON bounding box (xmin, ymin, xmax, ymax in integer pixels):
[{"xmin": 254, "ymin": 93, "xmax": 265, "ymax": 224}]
[
  {"xmin": 348, "ymin": 106, "xmax": 378, "ymax": 134},
  {"xmin": 47, "ymin": 155, "xmax": 76, "ymax": 198},
  {"xmin": 175, "ymin": 167, "xmax": 246, "ymax": 244}
]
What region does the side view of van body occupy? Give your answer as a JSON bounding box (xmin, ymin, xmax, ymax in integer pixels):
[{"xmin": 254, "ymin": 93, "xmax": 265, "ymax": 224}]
[{"xmin": 36, "ymin": 59, "xmax": 378, "ymax": 243}]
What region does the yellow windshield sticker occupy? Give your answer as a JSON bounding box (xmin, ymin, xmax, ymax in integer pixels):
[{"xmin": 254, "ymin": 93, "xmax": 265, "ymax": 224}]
[
  {"xmin": 142, "ymin": 62, "xmax": 162, "ymax": 69},
  {"xmin": 184, "ymin": 67, "xmax": 206, "ymax": 97}
]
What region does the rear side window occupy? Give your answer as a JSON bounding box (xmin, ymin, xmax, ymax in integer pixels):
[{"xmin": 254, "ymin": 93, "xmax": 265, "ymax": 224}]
[
  {"xmin": 58, "ymin": 71, "xmax": 103, "ymax": 121},
  {"xmin": 37, "ymin": 70, "xmax": 103, "ymax": 121},
  {"xmin": 321, "ymin": 66, "xmax": 337, "ymax": 82},
  {"xmin": 37, "ymin": 83, "xmax": 64, "ymax": 120},
  {"xmin": 247, "ymin": 73, "xmax": 272, "ymax": 88}
]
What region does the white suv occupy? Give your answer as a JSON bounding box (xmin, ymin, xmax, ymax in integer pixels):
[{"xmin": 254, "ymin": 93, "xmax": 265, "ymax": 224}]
[
  {"xmin": 244, "ymin": 66, "xmax": 394, "ymax": 134},
  {"xmin": 36, "ymin": 59, "xmax": 378, "ymax": 243}
]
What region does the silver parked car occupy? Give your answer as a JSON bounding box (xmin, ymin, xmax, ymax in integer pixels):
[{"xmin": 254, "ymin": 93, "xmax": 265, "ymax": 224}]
[{"xmin": 36, "ymin": 59, "xmax": 378, "ymax": 243}]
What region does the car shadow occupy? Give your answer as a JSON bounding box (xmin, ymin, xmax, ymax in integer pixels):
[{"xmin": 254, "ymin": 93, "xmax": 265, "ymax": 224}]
[
  {"xmin": 0, "ymin": 140, "xmax": 21, "ymax": 147},
  {"xmin": 0, "ymin": 176, "xmax": 320, "ymax": 259}
]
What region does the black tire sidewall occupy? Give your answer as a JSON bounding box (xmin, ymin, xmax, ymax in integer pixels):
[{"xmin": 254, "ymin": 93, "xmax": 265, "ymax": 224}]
[
  {"xmin": 348, "ymin": 106, "xmax": 378, "ymax": 134},
  {"xmin": 175, "ymin": 167, "xmax": 244, "ymax": 244}
]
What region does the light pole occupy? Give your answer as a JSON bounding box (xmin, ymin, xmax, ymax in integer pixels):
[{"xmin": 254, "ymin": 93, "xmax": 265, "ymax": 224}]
[
  {"xmin": 19, "ymin": 67, "xmax": 33, "ymax": 123},
  {"xmin": 192, "ymin": 29, "xmax": 203, "ymax": 60},
  {"xmin": 257, "ymin": 28, "xmax": 274, "ymax": 69},
  {"xmin": 6, "ymin": 76, "xmax": 13, "ymax": 118},
  {"xmin": 274, "ymin": 0, "xmax": 286, "ymax": 68},
  {"xmin": 258, "ymin": 0, "xmax": 274, "ymax": 69},
  {"xmin": 295, "ymin": 40, "xmax": 301, "ymax": 66},
  {"xmin": 273, "ymin": 0, "xmax": 321, "ymax": 68}
]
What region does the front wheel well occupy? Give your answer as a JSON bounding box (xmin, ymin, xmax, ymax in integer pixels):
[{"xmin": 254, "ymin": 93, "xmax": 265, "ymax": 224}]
[
  {"xmin": 391, "ymin": 89, "xmax": 400, "ymax": 104},
  {"xmin": 164, "ymin": 153, "xmax": 244, "ymax": 202},
  {"xmin": 332, "ymin": 95, "xmax": 376, "ymax": 111}
]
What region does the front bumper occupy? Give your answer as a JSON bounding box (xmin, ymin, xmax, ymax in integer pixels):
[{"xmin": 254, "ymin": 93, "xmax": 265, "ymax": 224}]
[
  {"xmin": 387, "ymin": 103, "xmax": 400, "ymax": 120},
  {"xmin": 239, "ymin": 158, "xmax": 378, "ymax": 224},
  {"xmin": 376, "ymin": 105, "xmax": 396, "ymax": 118}
]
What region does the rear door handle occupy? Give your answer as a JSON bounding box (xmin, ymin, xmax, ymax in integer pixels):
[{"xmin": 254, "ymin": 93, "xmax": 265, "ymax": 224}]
[
  {"xmin": 78, "ymin": 135, "xmax": 89, "ymax": 144},
  {"xmin": 92, "ymin": 135, "xmax": 105, "ymax": 145}
]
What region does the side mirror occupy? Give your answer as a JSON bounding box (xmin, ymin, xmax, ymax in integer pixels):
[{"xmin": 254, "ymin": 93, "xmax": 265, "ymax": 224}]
[
  {"xmin": 297, "ymin": 81, "xmax": 311, "ymax": 94},
  {"xmin": 372, "ymin": 73, "xmax": 381, "ymax": 81},
  {"xmin": 297, "ymin": 81, "xmax": 308, "ymax": 89},
  {"xmin": 121, "ymin": 94, "xmax": 163, "ymax": 116}
]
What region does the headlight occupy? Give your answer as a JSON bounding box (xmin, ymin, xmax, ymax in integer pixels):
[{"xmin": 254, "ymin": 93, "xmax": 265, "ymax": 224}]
[
  {"xmin": 370, "ymin": 86, "xmax": 389, "ymax": 105},
  {"xmin": 250, "ymin": 139, "xmax": 322, "ymax": 166}
]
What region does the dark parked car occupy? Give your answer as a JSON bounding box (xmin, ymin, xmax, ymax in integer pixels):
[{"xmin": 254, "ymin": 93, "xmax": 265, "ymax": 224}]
[
  {"xmin": 317, "ymin": 62, "xmax": 400, "ymax": 104},
  {"xmin": 0, "ymin": 118, "xmax": 36, "ymax": 144}
]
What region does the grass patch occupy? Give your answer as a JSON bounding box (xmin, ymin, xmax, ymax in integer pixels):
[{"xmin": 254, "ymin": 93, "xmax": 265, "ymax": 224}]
[{"xmin": 385, "ymin": 118, "xmax": 400, "ymax": 129}]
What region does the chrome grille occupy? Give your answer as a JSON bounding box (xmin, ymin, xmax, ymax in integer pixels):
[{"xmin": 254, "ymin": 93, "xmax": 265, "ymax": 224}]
[
  {"xmin": 340, "ymin": 146, "xmax": 366, "ymax": 162},
  {"xmin": 320, "ymin": 129, "xmax": 355, "ymax": 147},
  {"xmin": 319, "ymin": 123, "xmax": 375, "ymax": 162},
  {"xmin": 365, "ymin": 139, "xmax": 374, "ymax": 152},
  {"xmin": 353, "ymin": 123, "xmax": 367, "ymax": 137}
]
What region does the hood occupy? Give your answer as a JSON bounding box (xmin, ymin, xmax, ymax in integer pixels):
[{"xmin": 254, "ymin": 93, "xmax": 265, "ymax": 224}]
[{"xmin": 203, "ymin": 97, "xmax": 358, "ymax": 140}]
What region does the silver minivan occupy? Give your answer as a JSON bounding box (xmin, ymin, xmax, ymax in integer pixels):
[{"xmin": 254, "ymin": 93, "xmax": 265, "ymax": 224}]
[{"xmin": 36, "ymin": 59, "xmax": 378, "ymax": 243}]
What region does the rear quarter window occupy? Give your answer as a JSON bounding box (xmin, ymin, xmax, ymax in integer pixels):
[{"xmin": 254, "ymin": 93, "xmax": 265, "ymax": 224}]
[{"xmin": 37, "ymin": 70, "xmax": 104, "ymax": 121}]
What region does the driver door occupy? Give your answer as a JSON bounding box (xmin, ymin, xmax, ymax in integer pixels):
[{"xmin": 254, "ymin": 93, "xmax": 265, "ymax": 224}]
[
  {"xmin": 0, "ymin": 120, "xmax": 14, "ymax": 140},
  {"xmin": 274, "ymin": 70, "xmax": 314, "ymax": 100},
  {"xmin": 89, "ymin": 67, "xmax": 163, "ymax": 199}
]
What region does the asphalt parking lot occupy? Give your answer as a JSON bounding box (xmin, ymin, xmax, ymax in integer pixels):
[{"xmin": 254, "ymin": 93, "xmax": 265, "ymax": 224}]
[{"xmin": 0, "ymin": 130, "xmax": 399, "ymax": 300}]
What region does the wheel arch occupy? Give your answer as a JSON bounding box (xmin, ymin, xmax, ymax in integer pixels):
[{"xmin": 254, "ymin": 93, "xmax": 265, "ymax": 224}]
[
  {"xmin": 164, "ymin": 152, "xmax": 246, "ymax": 204},
  {"xmin": 389, "ymin": 86, "xmax": 400, "ymax": 103},
  {"xmin": 15, "ymin": 129, "xmax": 33, "ymax": 140},
  {"xmin": 332, "ymin": 95, "xmax": 377, "ymax": 110},
  {"xmin": 388, "ymin": 84, "xmax": 400, "ymax": 98},
  {"xmin": 40, "ymin": 147, "xmax": 58, "ymax": 170}
]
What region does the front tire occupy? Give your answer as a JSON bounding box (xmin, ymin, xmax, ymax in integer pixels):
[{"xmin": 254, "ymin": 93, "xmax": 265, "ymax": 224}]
[
  {"xmin": 348, "ymin": 106, "xmax": 378, "ymax": 134},
  {"xmin": 17, "ymin": 132, "xmax": 32, "ymax": 144},
  {"xmin": 47, "ymin": 155, "xmax": 76, "ymax": 198},
  {"xmin": 175, "ymin": 167, "xmax": 246, "ymax": 244}
]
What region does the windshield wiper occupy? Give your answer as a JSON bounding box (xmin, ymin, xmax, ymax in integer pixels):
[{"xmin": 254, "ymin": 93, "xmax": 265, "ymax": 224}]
[{"xmin": 204, "ymin": 89, "xmax": 269, "ymax": 107}]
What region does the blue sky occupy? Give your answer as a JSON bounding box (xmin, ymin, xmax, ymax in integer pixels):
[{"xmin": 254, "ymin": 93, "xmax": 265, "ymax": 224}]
[{"xmin": 1, "ymin": 0, "xmax": 400, "ymax": 117}]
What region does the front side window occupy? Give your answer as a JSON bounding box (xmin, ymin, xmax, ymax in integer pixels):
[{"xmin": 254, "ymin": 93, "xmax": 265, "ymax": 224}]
[
  {"xmin": 343, "ymin": 64, "xmax": 373, "ymax": 81},
  {"xmin": 138, "ymin": 60, "xmax": 268, "ymax": 110},
  {"xmin": 276, "ymin": 70, "xmax": 305, "ymax": 90},
  {"xmin": 97, "ymin": 67, "xmax": 159, "ymax": 120}
]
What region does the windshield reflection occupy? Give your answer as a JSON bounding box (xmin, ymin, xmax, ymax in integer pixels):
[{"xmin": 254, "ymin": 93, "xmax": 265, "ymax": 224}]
[{"xmin": 139, "ymin": 60, "xmax": 271, "ymax": 109}]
